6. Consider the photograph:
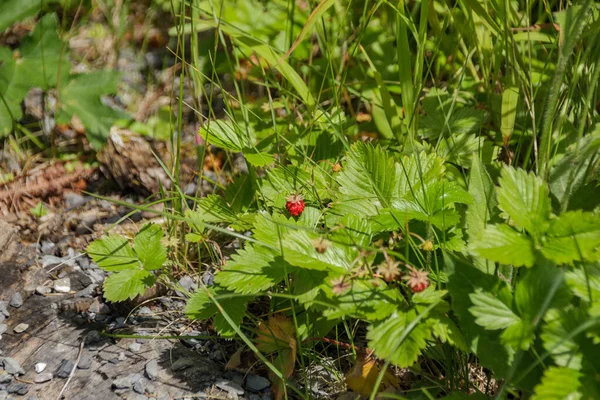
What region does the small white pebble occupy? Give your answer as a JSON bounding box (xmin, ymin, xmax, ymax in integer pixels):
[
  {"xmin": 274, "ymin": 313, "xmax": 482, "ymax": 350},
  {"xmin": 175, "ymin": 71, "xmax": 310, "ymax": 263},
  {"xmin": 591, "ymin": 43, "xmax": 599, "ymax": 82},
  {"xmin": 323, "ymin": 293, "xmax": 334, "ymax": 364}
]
[{"xmin": 35, "ymin": 362, "xmax": 47, "ymax": 373}]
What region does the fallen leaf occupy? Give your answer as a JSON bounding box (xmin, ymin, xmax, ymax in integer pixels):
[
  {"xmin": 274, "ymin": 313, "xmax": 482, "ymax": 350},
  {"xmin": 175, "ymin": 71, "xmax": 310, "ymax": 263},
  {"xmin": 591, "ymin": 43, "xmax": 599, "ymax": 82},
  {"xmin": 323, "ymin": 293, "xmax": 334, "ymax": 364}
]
[
  {"xmin": 346, "ymin": 356, "xmax": 400, "ymax": 397},
  {"xmin": 256, "ymin": 315, "xmax": 297, "ymax": 400}
]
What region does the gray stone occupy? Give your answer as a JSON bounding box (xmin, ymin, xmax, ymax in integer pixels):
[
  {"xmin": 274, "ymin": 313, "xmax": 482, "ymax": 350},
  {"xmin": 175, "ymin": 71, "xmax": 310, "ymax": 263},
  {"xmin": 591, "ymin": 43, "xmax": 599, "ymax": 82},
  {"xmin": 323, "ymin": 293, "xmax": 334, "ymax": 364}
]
[
  {"xmin": 64, "ymin": 192, "xmax": 86, "ymax": 209},
  {"xmin": 87, "ymin": 269, "xmax": 105, "ymax": 284},
  {"xmin": 170, "ymin": 358, "xmax": 194, "ymax": 371},
  {"xmin": 77, "ymin": 256, "xmax": 90, "ymax": 269},
  {"xmin": 0, "ymin": 314, "xmax": 4, "ymax": 323},
  {"xmin": 13, "ymin": 323, "xmax": 29, "ymax": 333},
  {"xmin": 0, "ymin": 325, "xmax": 7, "ymax": 335},
  {"xmin": 128, "ymin": 342, "xmax": 142, "ymax": 353},
  {"xmin": 23, "ymin": 285, "xmax": 36, "ymax": 296},
  {"xmin": 88, "ymin": 299, "xmax": 110, "ymax": 314},
  {"xmin": 6, "ymin": 382, "xmax": 29, "ymax": 395},
  {"xmin": 0, "ymin": 302, "xmax": 9, "ymax": 318},
  {"xmin": 0, "ymin": 372, "xmax": 11, "ymax": 384},
  {"xmin": 144, "ymin": 360, "xmax": 158, "ymax": 381},
  {"xmin": 0, "ymin": 390, "xmax": 6, "ymax": 400},
  {"xmin": 75, "ymin": 284, "xmax": 98, "ymax": 298},
  {"xmin": 0, "ymin": 358, "xmax": 24, "ymax": 375},
  {"xmin": 40, "ymin": 241, "xmax": 56, "ymax": 255},
  {"xmin": 245, "ymin": 375, "xmax": 270, "ymax": 392},
  {"xmin": 8, "ymin": 293, "xmax": 22, "ymax": 308},
  {"xmin": 34, "ymin": 373, "xmax": 52, "ymax": 383},
  {"xmin": 53, "ymin": 278, "xmax": 71, "ymax": 293},
  {"xmin": 35, "ymin": 286, "xmax": 51, "ymax": 296},
  {"xmin": 215, "ymin": 380, "xmax": 245, "ymax": 396},
  {"xmin": 77, "ymin": 353, "xmax": 92, "ymax": 370},
  {"xmin": 133, "ymin": 378, "xmax": 148, "ymax": 394},
  {"xmin": 55, "ymin": 359, "xmax": 74, "ymax": 379},
  {"xmin": 112, "ymin": 376, "xmax": 132, "ymax": 389},
  {"xmin": 178, "ymin": 276, "xmax": 197, "ymax": 293},
  {"xmin": 41, "ymin": 255, "xmax": 75, "ymax": 269},
  {"xmin": 86, "ymin": 330, "xmax": 102, "ymax": 344}
]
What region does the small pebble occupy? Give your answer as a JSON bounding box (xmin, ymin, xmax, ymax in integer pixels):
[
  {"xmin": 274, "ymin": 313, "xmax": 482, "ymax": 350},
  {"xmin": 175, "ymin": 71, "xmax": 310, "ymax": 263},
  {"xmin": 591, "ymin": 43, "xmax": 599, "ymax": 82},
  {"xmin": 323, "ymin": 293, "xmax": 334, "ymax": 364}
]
[
  {"xmin": 145, "ymin": 360, "xmax": 158, "ymax": 381},
  {"xmin": 55, "ymin": 359, "xmax": 74, "ymax": 379},
  {"xmin": 215, "ymin": 379, "xmax": 245, "ymax": 396},
  {"xmin": 9, "ymin": 293, "xmax": 23, "ymax": 308},
  {"xmin": 118, "ymin": 352, "xmax": 126, "ymax": 361},
  {"xmin": 34, "ymin": 373, "xmax": 52, "ymax": 384},
  {"xmin": 77, "ymin": 353, "xmax": 92, "ymax": 370},
  {"xmin": 13, "ymin": 323, "xmax": 29, "ymax": 333},
  {"xmin": 1, "ymin": 358, "xmax": 25, "ymax": 375},
  {"xmin": 0, "ymin": 391, "xmax": 6, "ymax": 400},
  {"xmin": 88, "ymin": 299, "xmax": 110, "ymax": 314},
  {"xmin": 0, "ymin": 325, "xmax": 7, "ymax": 335},
  {"xmin": 128, "ymin": 343, "xmax": 142, "ymax": 353},
  {"xmin": 112, "ymin": 376, "xmax": 132, "ymax": 389},
  {"xmin": 53, "ymin": 278, "xmax": 71, "ymax": 293},
  {"xmin": 85, "ymin": 330, "xmax": 102, "ymax": 344},
  {"xmin": 34, "ymin": 363, "xmax": 46, "ymax": 373},
  {"xmin": 170, "ymin": 358, "xmax": 194, "ymax": 371},
  {"xmin": 6, "ymin": 382, "xmax": 29, "ymax": 395},
  {"xmin": 245, "ymin": 375, "xmax": 270, "ymax": 392},
  {"xmin": 133, "ymin": 378, "xmax": 148, "ymax": 394},
  {"xmin": 0, "ymin": 302, "xmax": 9, "ymax": 317},
  {"xmin": 35, "ymin": 286, "xmax": 51, "ymax": 296},
  {"xmin": 0, "ymin": 372, "xmax": 12, "ymax": 383}
]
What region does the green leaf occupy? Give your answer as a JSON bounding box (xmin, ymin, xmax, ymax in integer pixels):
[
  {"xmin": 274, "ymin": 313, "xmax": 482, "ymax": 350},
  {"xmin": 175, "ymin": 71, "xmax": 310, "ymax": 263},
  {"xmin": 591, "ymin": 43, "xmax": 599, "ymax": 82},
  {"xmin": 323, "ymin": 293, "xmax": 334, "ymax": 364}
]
[
  {"xmin": 0, "ymin": 0, "xmax": 58, "ymax": 32},
  {"xmin": 469, "ymin": 224, "xmax": 536, "ymax": 267},
  {"xmin": 541, "ymin": 308, "xmax": 584, "ymax": 369},
  {"xmin": 87, "ymin": 235, "xmax": 139, "ymax": 271},
  {"xmin": 445, "ymin": 253, "xmax": 514, "ymax": 378},
  {"xmin": 397, "ymin": 151, "xmax": 445, "ymax": 197},
  {"xmin": 133, "ymin": 224, "xmax": 167, "ymax": 271},
  {"xmin": 103, "ymin": 269, "xmax": 154, "ymax": 302},
  {"xmin": 497, "ymin": 166, "xmax": 551, "ymax": 235},
  {"xmin": 469, "ymin": 289, "xmax": 520, "ymax": 330},
  {"xmin": 334, "ymin": 142, "xmax": 400, "ymax": 216},
  {"xmin": 532, "ymin": 366, "xmax": 582, "ymax": 400},
  {"xmin": 199, "ymin": 120, "xmax": 251, "ymax": 152},
  {"xmin": 541, "ymin": 211, "xmax": 600, "ymax": 265},
  {"xmin": 500, "ymin": 86, "xmax": 519, "ymax": 142},
  {"xmin": 282, "ymin": 230, "xmax": 357, "ymax": 273},
  {"xmin": 56, "ymin": 71, "xmax": 129, "ymax": 149},
  {"xmin": 214, "ymin": 244, "xmax": 288, "ymax": 294},
  {"xmin": 226, "ymin": 174, "xmax": 255, "ymax": 213},
  {"xmin": 196, "ymin": 194, "xmax": 238, "ymax": 224},
  {"xmin": 367, "ymin": 311, "xmax": 434, "ymax": 368},
  {"xmin": 185, "ymin": 288, "xmax": 251, "ymax": 337},
  {"xmin": 467, "ymin": 156, "xmax": 497, "ymax": 239},
  {"xmin": 322, "ymin": 279, "xmax": 405, "ymax": 321},
  {"xmin": 549, "ymin": 127, "xmax": 600, "ymax": 209},
  {"xmin": 0, "ymin": 14, "xmax": 69, "ymax": 137},
  {"xmin": 566, "ymin": 265, "xmax": 600, "ymax": 317}
]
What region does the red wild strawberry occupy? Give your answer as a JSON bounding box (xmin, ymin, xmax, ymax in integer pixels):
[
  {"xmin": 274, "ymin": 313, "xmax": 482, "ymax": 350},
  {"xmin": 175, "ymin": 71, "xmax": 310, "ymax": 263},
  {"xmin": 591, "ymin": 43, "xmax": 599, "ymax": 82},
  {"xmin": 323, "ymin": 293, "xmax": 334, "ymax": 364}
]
[
  {"xmin": 286, "ymin": 193, "xmax": 305, "ymax": 217},
  {"xmin": 402, "ymin": 266, "xmax": 430, "ymax": 293}
]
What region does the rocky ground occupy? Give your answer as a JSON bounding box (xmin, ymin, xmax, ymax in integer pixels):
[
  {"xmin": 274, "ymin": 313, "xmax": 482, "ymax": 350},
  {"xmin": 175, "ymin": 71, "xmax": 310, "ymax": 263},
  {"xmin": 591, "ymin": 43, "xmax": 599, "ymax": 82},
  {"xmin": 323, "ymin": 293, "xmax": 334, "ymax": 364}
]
[{"xmin": 0, "ymin": 214, "xmax": 274, "ymax": 400}]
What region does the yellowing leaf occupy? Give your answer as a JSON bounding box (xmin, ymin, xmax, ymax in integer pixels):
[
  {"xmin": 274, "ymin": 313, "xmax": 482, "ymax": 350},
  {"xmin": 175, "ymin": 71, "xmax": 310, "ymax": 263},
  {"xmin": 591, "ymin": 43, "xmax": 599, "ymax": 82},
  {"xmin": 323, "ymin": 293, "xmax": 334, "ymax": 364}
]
[
  {"xmin": 256, "ymin": 315, "xmax": 297, "ymax": 400},
  {"xmin": 345, "ymin": 356, "xmax": 400, "ymax": 397}
]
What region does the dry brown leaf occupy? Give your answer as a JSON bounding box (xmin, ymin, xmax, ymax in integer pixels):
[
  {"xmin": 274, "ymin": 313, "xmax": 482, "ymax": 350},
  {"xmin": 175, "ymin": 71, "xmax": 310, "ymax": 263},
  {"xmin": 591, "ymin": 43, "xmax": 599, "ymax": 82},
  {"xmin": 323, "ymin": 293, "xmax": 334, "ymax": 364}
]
[
  {"xmin": 256, "ymin": 315, "xmax": 297, "ymax": 400},
  {"xmin": 345, "ymin": 357, "xmax": 400, "ymax": 398},
  {"xmin": 225, "ymin": 348, "xmax": 243, "ymax": 371}
]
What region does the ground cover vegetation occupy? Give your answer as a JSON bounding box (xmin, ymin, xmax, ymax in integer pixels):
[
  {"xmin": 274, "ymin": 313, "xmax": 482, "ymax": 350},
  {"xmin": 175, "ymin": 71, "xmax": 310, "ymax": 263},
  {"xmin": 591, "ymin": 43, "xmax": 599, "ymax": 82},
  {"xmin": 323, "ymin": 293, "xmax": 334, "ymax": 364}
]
[{"xmin": 1, "ymin": 0, "xmax": 600, "ymax": 398}]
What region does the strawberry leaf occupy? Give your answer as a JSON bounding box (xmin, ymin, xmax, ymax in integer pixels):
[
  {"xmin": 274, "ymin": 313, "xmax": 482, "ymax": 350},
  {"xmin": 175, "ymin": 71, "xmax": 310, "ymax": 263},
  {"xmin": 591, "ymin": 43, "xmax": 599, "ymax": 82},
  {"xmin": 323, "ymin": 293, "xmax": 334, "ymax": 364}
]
[
  {"xmin": 469, "ymin": 224, "xmax": 536, "ymax": 267},
  {"xmin": 497, "ymin": 166, "xmax": 551, "ymax": 236},
  {"xmin": 87, "ymin": 235, "xmax": 139, "ymax": 271},
  {"xmin": 469, "ymin": 289, "xmax": 520, "ymax": 330},
  {"xmin": 367, "ymin": 310, "xmax": 434, "ymax": 368},
  {"xmin": 134, "ymin": 224, "xmax": 167, "ymax": 271},
  {"xmin": 103, "ymin": 269, "xmax": 154, "ymax": 302}
]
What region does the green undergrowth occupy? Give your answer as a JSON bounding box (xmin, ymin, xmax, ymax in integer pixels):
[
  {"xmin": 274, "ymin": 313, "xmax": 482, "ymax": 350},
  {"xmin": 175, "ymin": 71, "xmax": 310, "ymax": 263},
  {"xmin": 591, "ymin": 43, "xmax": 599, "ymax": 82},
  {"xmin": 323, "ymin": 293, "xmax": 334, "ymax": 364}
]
[{"xmin": 3, "ymin": 0, "xmax": 600, "ymax": 398}]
